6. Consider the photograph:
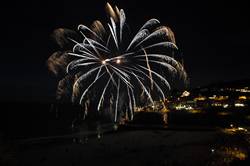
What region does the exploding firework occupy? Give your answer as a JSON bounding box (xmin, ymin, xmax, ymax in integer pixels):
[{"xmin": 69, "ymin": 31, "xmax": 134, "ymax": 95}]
[{"xmin": 47, "ymin": 3, "xmax": 188, "ymax": 122}]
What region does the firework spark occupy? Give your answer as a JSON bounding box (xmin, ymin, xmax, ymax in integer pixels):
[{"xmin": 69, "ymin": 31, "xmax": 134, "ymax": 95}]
[{"xmin": 48, "ymin": 3, "xmax": 188, "ymax": 122}]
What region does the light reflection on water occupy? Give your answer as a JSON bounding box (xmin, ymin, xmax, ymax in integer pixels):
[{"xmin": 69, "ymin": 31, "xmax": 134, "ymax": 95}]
[
  {"xmin": 209, "ymin": 125, "xmax": 250, "ymax": 165},
  {"xmin": 210, "ymin": 146, "xmax": 248, "ymax": 165}
]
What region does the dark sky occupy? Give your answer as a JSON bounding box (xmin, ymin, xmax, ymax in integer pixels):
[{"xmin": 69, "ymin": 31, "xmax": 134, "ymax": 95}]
[{"xmin": 0, "ymin": 0, "xmax": 249, "ymax": 102}]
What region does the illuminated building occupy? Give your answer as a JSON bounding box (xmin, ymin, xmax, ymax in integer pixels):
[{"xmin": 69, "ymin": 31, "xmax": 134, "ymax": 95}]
[
  {"xmin": 239, "ymin": 96, "xmax": 247, "ymax": 100},
  {"xmin": 180, "ymin": 90, "xmax": 190, "ymax": 97}
]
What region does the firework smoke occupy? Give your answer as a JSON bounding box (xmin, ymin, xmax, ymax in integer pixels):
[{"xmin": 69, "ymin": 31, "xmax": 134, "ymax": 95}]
[{"xmin": 47, "ymin": 3, "xmax": 188, "ymax": 122}]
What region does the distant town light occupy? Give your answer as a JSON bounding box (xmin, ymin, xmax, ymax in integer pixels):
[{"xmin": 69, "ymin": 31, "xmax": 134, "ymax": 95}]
[
  {"xmin": 209, "ymin": 95, "xmax": 217, "ymax": 100},
  {"xmin": 239, "ymin": 96, "xmax": 247, "ymax": 100},
  {"xmin": 189, "ymin": 109, "xmax": 202, "ymax": 114},
  {"xmin": 194, "ymin": 96, "xmax": 206, "ymax": 101},
  {"xmin": 175, "ymin": 104, "xmax": 193, "ymax": 110},
  {"xmin": 223, "ymin": 104, "xmax": 229, "ymax": 108},
  {"xmin": 235, "ymin": 88, "xmax": 250, "ymax": 93},
  {"xmin": 217, "ymin": 112, "xmax": 230, "ymax": 116},
  {"xmin": 209, "ymin": 95, "xmax": 228, "ymax": 101},
  {"xmin": 238, "ymin": 126, "xmax": 248, "ymax": 132},
  {"xmin": 211, "ymin": 103, "xmax": 223, "ymax": 107},
  {"xmin": 235, "ymin": 103, "xmax": 245, "ymax": 107}
]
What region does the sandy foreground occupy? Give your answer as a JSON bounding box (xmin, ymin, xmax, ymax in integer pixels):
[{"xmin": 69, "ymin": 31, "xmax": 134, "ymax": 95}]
[{"xmin": 18, "ymin": 129, "xmax": 221, "ymax": 166}]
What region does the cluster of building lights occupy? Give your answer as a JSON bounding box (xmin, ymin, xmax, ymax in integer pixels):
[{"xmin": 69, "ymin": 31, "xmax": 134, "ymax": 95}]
[
  {"xmin": 173, "ymin": 88, "xmax": 250, "ymax": 111},
  {"xmin": 175, "ymin": 104, "xmax": 193, "ymax": 110},
  {"xmin": 208, "ymin": 95, "xmax": 228, "ymax": 100},
  {"xmin": 134, "ymin": 86, "xmax": 249, "ymax": 115},
  {"xmin": 225, "ymin": 87, "xmax": 250, "ymax": 93},
  {"xmin": 235, "ymin": 88, "xmax": 250, "ymax": 93}
]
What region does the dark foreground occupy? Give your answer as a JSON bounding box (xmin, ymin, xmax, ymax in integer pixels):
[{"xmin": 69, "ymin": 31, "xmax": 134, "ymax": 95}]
[
  {"xmin": 1, "ymin": 102, "xmax": 250, "ymax": 166},
  {"xmin": 20, "ymin": 129, "xmax": 217, "ymax": 166},
  {"xmin": 0, "ymin": 125, "xmax": 249, "ymax": 166}
]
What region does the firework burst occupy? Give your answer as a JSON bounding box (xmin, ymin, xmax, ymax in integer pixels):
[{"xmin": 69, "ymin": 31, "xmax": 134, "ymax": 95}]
[{"xmin": 47, "ymin": 3, "xmax": 188, "ymax": 122}]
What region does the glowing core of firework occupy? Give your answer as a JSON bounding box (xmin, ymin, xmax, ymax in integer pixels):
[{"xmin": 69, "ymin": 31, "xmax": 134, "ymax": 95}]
[
  {"xmin": 116, "ymin": 59, "xmax": 121, "ymax": 64},
  {"xmin": 102, "ymin": 60, "xmax": 107, "ymax": 65}
]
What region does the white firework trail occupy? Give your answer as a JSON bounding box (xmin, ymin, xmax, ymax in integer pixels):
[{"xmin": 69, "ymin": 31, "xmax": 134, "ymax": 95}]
[{"xmin": 48, "ymin": 3, "xmax": 188, "ymax": 122}]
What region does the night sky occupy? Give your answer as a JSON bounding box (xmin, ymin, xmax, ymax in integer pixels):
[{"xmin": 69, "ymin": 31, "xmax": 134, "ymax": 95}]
[{"xmin": 0, "ymin": 0, "xmax": 249, "ymax": 102}]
